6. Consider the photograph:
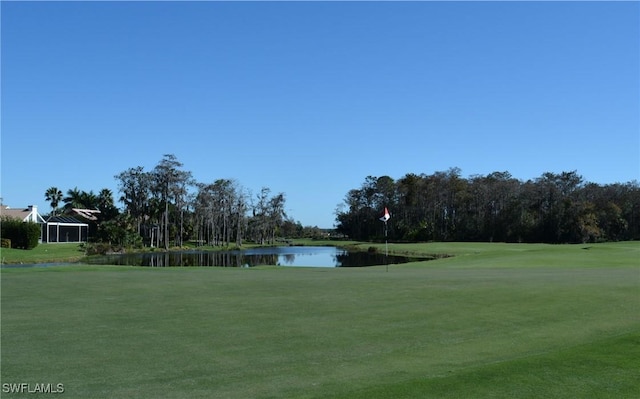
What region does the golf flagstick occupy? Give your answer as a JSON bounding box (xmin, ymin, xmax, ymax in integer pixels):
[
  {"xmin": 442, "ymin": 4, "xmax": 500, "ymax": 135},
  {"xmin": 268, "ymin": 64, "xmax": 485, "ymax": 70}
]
[{"xmin": 379, "ymin": 207, "xmax": 390, "ymax": 272}]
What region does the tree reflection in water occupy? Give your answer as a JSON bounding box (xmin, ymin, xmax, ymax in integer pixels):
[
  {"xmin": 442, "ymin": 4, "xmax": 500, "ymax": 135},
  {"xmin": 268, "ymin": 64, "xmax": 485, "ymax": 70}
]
[{"xmin": 86, "ymin": 246, "xmax": 424, "ymax": 268}]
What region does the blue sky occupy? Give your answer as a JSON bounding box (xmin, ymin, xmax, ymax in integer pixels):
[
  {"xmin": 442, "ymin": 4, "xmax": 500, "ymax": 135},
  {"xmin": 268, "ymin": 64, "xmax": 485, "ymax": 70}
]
[{"xmin": 2, "ymin": 1, "xmax": 638, "ymax": 228}]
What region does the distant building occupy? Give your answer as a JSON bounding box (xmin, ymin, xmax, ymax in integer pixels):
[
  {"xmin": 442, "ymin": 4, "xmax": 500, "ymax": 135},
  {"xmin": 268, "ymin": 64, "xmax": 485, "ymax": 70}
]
[
  {"xmin": 0, "ymin": 205, "xmax": 46, "ymax": 224},
  {"xmin": 45, "ymin": 215, "xmax": 89, "ymax": 243},
  {"xmin": 1, "ymin": 204, "xmax": 89, "ymax": 243}
]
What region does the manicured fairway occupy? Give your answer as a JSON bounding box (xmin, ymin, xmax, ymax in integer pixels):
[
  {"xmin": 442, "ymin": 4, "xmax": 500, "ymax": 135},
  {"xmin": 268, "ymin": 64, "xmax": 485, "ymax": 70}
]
[{"xmin": 1, "ymin": 242, "xmax": 638, "ymax": 398}]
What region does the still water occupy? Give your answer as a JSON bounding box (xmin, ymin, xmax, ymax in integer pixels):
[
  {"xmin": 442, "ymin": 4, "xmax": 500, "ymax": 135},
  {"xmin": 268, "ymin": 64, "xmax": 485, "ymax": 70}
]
[{"xmin": 84, "ymin": 246, "xmax": 421, "ymax": 268}]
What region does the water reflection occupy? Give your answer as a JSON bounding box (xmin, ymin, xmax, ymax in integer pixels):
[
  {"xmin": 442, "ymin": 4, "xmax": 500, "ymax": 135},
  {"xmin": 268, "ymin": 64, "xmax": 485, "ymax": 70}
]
[{"xmin": 85, "ymin": 246, "xmax": 421, "ymax": 268}]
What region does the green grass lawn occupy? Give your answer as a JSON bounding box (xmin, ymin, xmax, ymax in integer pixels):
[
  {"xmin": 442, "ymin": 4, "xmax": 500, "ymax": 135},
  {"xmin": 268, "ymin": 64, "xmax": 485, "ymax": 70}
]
[
  {"xmin": 1, "ymin": 242, "xmax": 639, "ymax": 398},
  {"xmin": 1, "ymin": 243, "xmax": 87, "ymax": 264}
]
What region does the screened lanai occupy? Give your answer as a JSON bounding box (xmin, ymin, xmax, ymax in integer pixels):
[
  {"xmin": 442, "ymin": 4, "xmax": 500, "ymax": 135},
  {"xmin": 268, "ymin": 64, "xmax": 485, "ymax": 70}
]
[{"xmin": 45, "ymin": 216, "xmax": 89, "ymax": 243}]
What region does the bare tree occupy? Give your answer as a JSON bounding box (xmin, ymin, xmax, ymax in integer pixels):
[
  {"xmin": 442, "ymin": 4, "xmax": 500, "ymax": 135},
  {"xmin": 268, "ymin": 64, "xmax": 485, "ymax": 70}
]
[
  {"xmin": 194, "ymin": 179, "xmax": 248, "ymax": 247},
  {"xmin": 152, "ymin": 154, "xmax": 193, "ymax": 250}
]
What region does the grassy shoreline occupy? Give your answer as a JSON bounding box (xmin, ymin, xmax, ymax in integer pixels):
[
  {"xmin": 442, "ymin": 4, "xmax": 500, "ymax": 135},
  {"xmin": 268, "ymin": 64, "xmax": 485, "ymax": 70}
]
[
  {"xmin": 1, "ymin": 243, "xmax": 88, "ymax": 265},
  {"xmin": 1, "ymin": 240, "xmax": 638, "ymax": 266}
]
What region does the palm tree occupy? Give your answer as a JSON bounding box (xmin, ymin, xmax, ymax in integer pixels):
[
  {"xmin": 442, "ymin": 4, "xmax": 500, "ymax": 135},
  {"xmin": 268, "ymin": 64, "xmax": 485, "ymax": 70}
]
[
  {"xmin": 79, "ymin": 191, "xmax": 99, "ymax": 210},
  {"xmin": 98, "ymin": 188, "xmax": 115, "ymax": 210},
  {"xmin": 97, "ymin": 188, "xmax": 119, "ymax": 221},
  {"xmin": 44, "ymin": 187, "xmax": 63, "ymax": 216},
  {"xmin": 62, "ymin": 187, "xmax": 83, "ymax": 213},
  {"xmin": 63, "ymin": 188, "xmax": 98, "ymax": 213}
]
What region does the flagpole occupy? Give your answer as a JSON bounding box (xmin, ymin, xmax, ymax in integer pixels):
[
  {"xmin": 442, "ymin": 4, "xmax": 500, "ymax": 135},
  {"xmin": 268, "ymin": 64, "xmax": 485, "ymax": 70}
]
[
  {"xmin": 385, "ymin": 220, "xmax": 388, "ymax": 272},
  {"xmin": 380, "ymin": 207, "xmax": 390, "ymax": 272}
]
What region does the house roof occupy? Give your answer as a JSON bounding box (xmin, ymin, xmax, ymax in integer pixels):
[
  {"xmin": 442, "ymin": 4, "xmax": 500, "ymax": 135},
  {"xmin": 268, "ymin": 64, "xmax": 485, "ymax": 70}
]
[
  {"xmin": 71, "ymin": 208, "xmax": 100, "ymax": 221},
  {"xmin": 47, "ymin": 215, "xmax": 88, "ymax": 225},
  {"xmin": 0, "ymin": 205, "xmax": 46, "ymax": 223},
  {"xmin": 0, "ymin": 205, "xmax": 28, "ymax": 219}
]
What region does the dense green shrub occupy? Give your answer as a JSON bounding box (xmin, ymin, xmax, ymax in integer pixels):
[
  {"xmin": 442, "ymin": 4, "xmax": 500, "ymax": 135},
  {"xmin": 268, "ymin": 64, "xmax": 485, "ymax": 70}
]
[
  {"xmin": 95, "ymin": 215, "xmax": 144, "ymax": 250},
  {"xmin": 84, "ymin": 242, "xmax": 113, "ymax": 256},
  {"xmin": 1, "ymin": 218, "xmax": 41, "ymax": 249}
]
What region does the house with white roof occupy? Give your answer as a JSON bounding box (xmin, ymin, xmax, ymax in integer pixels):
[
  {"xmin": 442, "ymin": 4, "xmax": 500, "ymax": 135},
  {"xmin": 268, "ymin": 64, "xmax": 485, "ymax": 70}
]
[
  {"xmin": 0, "ymin": 205, "xmax": 46, "ymax": 224},
  {"xmin": 1, "ymin": 205, "xmax": 90, "ymax": 243}
]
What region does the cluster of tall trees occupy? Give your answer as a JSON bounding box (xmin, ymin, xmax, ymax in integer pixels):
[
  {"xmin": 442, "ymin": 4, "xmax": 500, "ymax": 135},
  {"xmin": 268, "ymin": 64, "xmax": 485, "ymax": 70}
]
[
  {"xmin": 44, "ymin": 154, "xmax": 297, "ymax": 249},
  {"xmin": 335, "ymin": 169, "xmax": 639, "ymax": 244},
  {"xmin": 113, "ymin": 155, "xmax": 292, "ymax": 249},
  {"xmin": 113, "ymin": 154, "xmax": 291, "ymax": 248}
]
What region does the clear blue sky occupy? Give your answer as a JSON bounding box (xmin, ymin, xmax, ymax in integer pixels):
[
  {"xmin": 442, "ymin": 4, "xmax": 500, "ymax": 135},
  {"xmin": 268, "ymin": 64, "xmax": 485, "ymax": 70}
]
[{"xmin": 2, "ymin": 1, "xmax": 638, "ymax": 228}]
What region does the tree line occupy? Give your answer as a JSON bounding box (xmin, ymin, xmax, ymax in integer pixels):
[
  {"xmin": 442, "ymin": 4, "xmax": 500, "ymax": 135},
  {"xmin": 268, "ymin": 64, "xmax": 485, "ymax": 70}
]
[
  {"xmin": 335, "ymin": 168, "xmax": 639, "ymax": 244},
  {"xmin": 44, "ymin": 154, "xmax": 318, "ymax": 250}
]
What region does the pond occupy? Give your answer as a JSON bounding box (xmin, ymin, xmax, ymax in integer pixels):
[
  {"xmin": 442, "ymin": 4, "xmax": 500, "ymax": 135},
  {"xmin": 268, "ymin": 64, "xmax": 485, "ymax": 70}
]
[{"xmin": 83, "ymin": 246, "xmax": 423, "ymax": 268}]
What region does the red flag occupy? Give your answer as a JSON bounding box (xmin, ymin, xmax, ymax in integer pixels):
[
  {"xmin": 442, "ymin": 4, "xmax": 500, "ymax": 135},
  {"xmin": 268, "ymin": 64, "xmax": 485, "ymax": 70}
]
[{"xmin": 379, "ymin": 207, "xmax": 390, "ymax": 222}]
